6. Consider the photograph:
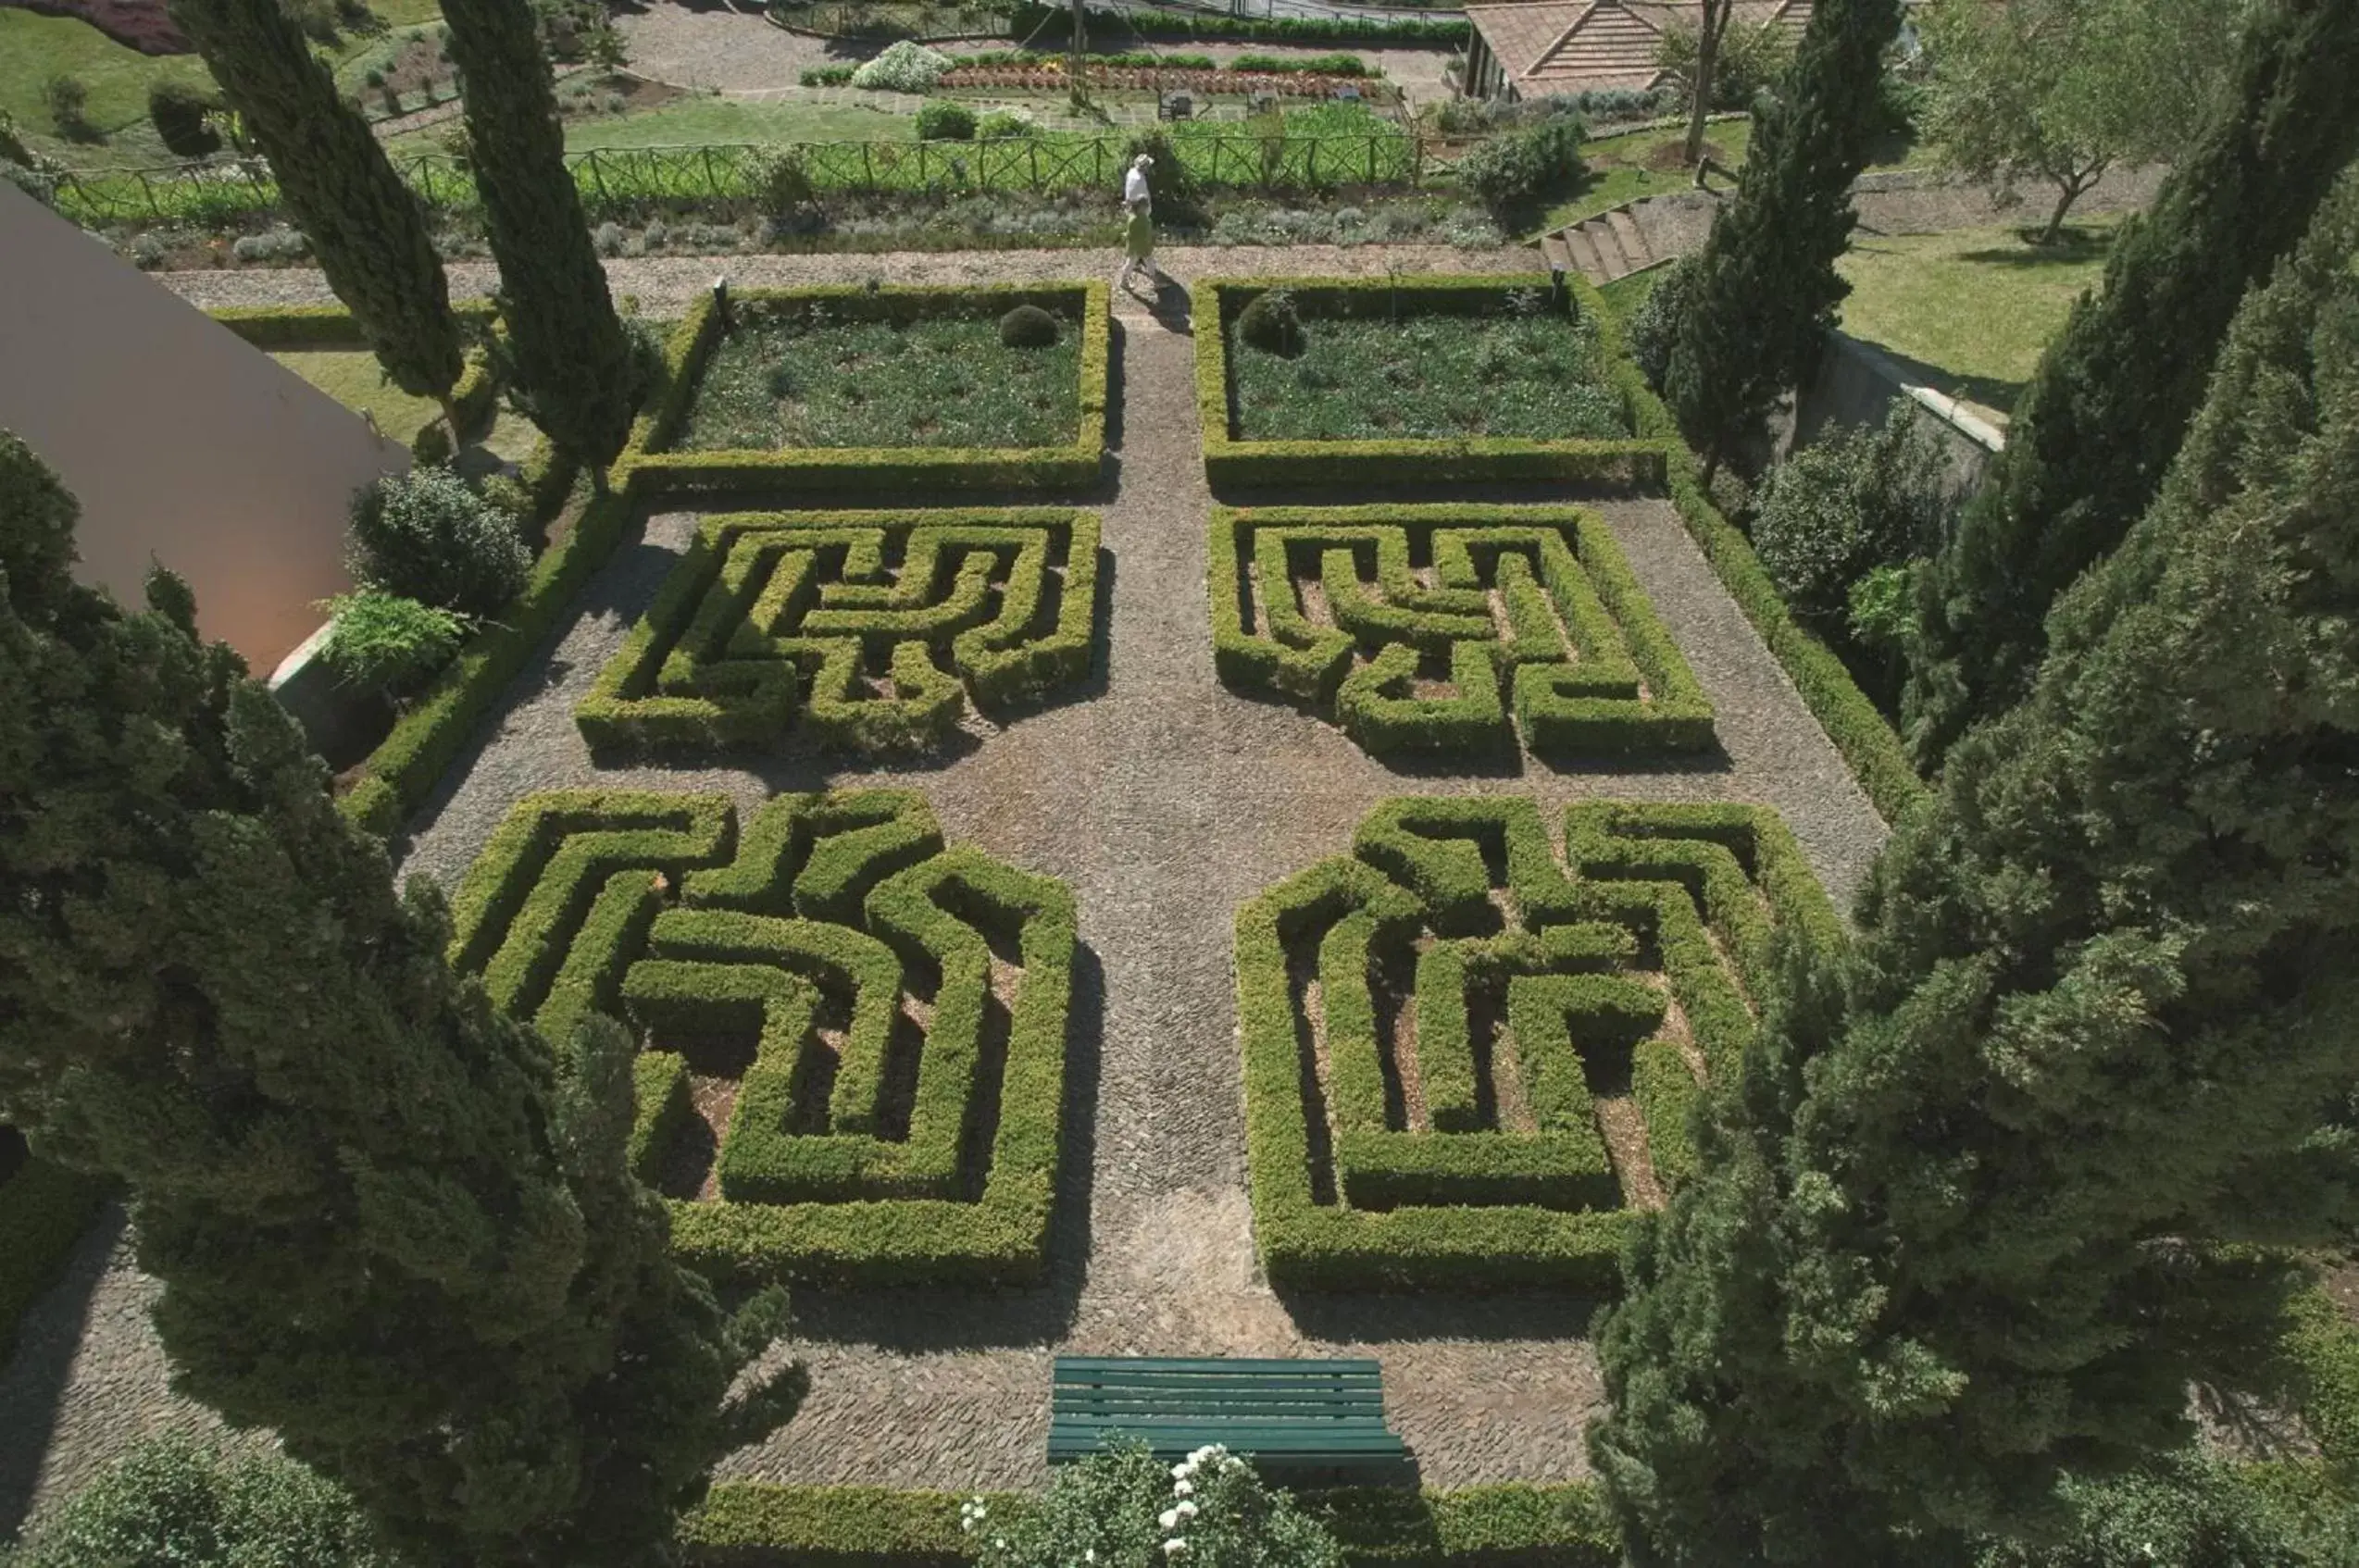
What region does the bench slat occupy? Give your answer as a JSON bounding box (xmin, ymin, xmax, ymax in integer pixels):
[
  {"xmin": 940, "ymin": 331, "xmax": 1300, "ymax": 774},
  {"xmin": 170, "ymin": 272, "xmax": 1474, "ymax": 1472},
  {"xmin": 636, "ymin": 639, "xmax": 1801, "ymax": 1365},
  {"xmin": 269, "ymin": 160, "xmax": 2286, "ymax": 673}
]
[
  {"xmin": 1047, "ymin": 1357, "xmax": 1409, "ymax": 1475},
  {"xmin": 1055, "ymin": 1357, "xmax": 1382, "ymax": 1375}
]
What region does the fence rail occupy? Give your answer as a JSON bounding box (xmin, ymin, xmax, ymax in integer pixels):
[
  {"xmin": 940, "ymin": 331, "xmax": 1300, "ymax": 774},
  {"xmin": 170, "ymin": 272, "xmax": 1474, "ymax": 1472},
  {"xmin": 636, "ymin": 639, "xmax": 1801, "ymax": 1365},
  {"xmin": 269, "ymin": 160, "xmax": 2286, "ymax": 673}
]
[{"xmin": 44, "ymin": 130, "xmax": 1429, "ymax": 229}]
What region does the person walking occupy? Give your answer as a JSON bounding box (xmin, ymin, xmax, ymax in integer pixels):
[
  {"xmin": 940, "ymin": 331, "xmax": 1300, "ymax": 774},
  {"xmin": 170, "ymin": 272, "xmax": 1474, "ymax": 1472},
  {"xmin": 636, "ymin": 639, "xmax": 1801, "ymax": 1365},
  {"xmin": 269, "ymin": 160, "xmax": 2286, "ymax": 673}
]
[{"xmin": 1117, "ymin": 153, "xmax": 1160, "ymax": 293}]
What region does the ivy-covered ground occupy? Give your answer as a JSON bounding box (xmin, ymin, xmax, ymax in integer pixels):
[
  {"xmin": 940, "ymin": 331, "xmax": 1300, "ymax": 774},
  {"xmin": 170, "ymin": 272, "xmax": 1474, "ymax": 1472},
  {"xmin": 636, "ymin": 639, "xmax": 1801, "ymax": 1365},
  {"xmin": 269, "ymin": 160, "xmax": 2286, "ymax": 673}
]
[{"xmin": 0, "ymin": 254, "xmax": 1888, "ymax": 1529}]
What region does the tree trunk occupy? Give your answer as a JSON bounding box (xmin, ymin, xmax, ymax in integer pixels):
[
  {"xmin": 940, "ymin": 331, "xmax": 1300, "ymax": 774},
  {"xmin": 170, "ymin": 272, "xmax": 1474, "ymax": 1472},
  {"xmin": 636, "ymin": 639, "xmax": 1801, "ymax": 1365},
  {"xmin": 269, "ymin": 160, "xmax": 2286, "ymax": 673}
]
[
  {"xmin": 2039, "ymin": 162, "xmax": 2104, "ymax": 243},
  {"xmin": 1685, "ymin": 0, "xmax": 1728, "ymax": 171}
]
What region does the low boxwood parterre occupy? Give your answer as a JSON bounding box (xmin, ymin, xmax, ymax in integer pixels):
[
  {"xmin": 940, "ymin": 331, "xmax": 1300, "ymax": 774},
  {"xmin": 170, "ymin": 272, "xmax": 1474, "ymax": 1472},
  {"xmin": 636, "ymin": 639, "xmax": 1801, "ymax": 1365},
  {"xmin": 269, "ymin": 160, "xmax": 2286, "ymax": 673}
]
[
  {"xmin": 679, "ymin": 1482, "xmax": 1621, "ymax": 1568},
  {"xmin": 1237, "ymin": 796, "xmax": 1839, "ymax": 1292},
  {"xmin": 1211, "ymin": 503, "xmax": 1712, "ymax": 763},
  {"xmin": 0, "ymin": 1151, "xmax": 109, "ymax": 1360},
  {"xmin": 621, "ymin": 282, "xmax": 1111, "ymax": 500},
  {"xmin": 444, "ymin": 787, "xmax": 1076, "ymax": 1286},
  {"xmin": 576, "ymin": 507, "xmax": 1101, "ymax": 756},
  {"xmin": 1194, "ymin": 276, "xmax": 1666, "ymax": 489}
]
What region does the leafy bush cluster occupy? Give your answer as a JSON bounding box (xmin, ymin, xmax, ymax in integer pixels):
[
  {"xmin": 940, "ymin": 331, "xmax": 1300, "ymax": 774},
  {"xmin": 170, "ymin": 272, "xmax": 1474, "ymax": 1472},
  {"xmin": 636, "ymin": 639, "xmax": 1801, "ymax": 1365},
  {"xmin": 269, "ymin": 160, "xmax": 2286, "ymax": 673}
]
[
  {"xmin": 0, "ymin": 1438, "xmax": 395, "ymax": 1568},
  {"xmin": 999, "ymin": 303, "xmax": 1062, "ymax": 346},
  {"xmin": 1436, "ymin": 86, "xmax": 1678, "ymax": 135},
  {"xmin": 1229, "ymin": 52, "xmax": 1367, "ymax": 76},
  {"xmin": 976, "ymin": 108, "xmax": 1035, "ymax": 140},
  {"xmin": 851, "ymin": 40, "xmax": 953, "ymax": 92},
  {"xmin": 1750, "ymin": 404, "xmax": 1949, "ymax": 640},
  {"xmin": 1455, "ymin": 114, "xmax": 1586, "ymax": 214},
  {"xmin": 318, "ymin": 591, "xmax": 469, "ymax": 699},
  {"xmin": 346, "ymin": 467, "xmax": 531, "ymax": 616},
  {"xmin": 968, "ymin": 1445, "xmax": 1343, "ymax": 1568},
  {"xmin": 1653, "ymin": 16, "xmax": 1797, "ymax": 111},
  {"xmin": 915, "ymin": 99, "xmax": 977, "ymax": 141},
  {"xmin": 147, "ymin": 81, "xmax": 224, "ymax": 157}
]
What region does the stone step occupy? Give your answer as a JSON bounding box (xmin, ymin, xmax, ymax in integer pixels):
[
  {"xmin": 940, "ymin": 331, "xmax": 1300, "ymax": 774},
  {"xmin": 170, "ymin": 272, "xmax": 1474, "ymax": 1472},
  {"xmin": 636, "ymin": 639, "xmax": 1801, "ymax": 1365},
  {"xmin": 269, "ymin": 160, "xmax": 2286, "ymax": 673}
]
[
  {"xmin": 1539, "ymin": 230, "xmax": 1575, "ymax": 276},
  {"xmin": 1605, "ymin": 207, "xmax": 1651, "ymax": 271},
  {"xmin": 1561, "ymin": 225, "xmax": 1609, "ymax": 283},
  {"xmin": 1580, "ymin": 216, "xmax": 1632, "ymax": 279}
]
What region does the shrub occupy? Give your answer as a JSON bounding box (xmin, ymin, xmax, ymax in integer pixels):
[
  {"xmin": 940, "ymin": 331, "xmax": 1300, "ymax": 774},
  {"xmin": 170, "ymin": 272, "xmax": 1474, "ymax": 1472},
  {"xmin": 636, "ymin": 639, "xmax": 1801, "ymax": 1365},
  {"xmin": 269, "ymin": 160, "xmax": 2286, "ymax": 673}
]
[
  {"xmin": 969, "ymin": 1444, "xmax": 1343, "ymax": 1568},
  {"xmin": 346, "ymin": 467, "xmax": 531, "ymax": 616},
  {"xmin": 1625, "ymin": 253, "xmax": 1696, "ymax": 392},
  {"xmin": 1232, "ymin": 51, "xmax": 1367, "ymax": 76},
  {"xmin": 1122, "ymin": 129, "xmax": 1205, "ymax": 223},
  {"xmin": 1456, "ymin": 114, "xmax": 1586, "ymax": 215},
  {"xmin": 42, "ymin": 75, "xmax": 90, "ymax": 136},
  {"xmin": 1236, "ymin": 288, "xmax": 1304, "ymax": 356},
  {"xmin": 319, "ymin": 591, "xmax": 469, "ymax": 698},
  {"xmin": 976, "ymin": 108, "xmax": 1035, "ymax": 140},
  {"xmin": 1749, "ymin": 404, "xmax": 1948, "ymax": 630},
  {"xmin": 1654, "ymin": 16, "xmax": 1797, "ymax": 110},
  {"xmin": 1, "ymin": 1437, "xmax": 397, "ymax": 1568},
  {"xmin": 999, "ymin": 303, "xmax": 1061, "ymax": 347},
  {"xmin": 148, "ymin": 81, "xmax": 222, "ymax": 157},
  {"xmin": 851, "ymin": 40, "xmax": 951, "ymax": 93},
  {"xmin": 230, "ymin": 226, "xmax": 308, "ymax": 263},
  {"xmin": 1971, "ymin": 1454, "xmax": 2315, "ymax": 1568},
  {"xmin": 915, "ymin": 99, "xmax": 977, "ymax": 141},
  {"xmin": 800, "ymin": 64, "xmax": 856, "ymax": 86}
]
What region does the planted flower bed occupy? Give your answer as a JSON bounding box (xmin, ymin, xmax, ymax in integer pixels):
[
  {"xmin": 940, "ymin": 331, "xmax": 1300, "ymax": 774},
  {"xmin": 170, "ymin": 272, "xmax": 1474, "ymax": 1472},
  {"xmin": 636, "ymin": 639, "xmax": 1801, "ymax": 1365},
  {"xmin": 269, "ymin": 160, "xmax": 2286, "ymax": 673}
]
[
  {"xmin": 1196, "ymin": 275, "xmax": 1664, "ymax": 487},
  {"xmin": 629, "ymin": 281, "xmax": 1110, "ymax": 498}
]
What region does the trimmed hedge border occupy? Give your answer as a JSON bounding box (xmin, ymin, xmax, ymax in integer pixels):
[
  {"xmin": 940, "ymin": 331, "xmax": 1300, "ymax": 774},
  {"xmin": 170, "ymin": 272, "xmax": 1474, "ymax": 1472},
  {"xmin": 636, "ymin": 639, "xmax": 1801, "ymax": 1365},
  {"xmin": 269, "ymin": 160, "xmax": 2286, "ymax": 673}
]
[
  {"xmin": 1237, "ymin": 797, "xmax": 1839, "ymax": 1292},
  {"xmin": 576, "ymin": 507, "xmax": 1101, "ymax": 756},
  {"xmin": 2285, "ymin": 1280, "xmax": 2359, "ymax": 1481},
  {"xmin": 0, "ymin": 1154, "xmax": 109, "ymax": 1360},
  {"xmin": 1194, "ymin": 276, "xmax": 1665, "ymax": 489},
  {"xmin": 445, "ymin": 787, "xmax": 1076, "ymax": 1286},
  {"xmin": 1571, "ymin": 273, "xmax": 1932, "ymax": 826},
  {"xmin": 623, "ymin": 282, "xmax": 1111, "ymax": 500},
  {"xmin": 680, "ymin": 1482, "xmax": 1619, "ymax": 1568},
  {"xmin": 1210, "ymin": 502, "xmax": 1712, "ymax": 763},
  {"xmin": 209, "ymin": 303, "xmax": 502, "ymax": 458}
]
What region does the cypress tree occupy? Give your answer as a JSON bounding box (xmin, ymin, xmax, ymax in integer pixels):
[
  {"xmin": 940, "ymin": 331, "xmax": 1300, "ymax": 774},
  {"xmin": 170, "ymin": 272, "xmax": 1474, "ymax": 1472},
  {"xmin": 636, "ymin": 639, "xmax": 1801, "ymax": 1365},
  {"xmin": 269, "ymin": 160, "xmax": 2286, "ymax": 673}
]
[
  {"xmin": 168, "ymin": 0, "xmax": 462, "ymax": 404},
  {"xmin": 439, "ymin": 0, "xmax": 638, "ymax": 479},
  {"xmin": 1591, "ymin": 173, "xmax": 2359, "ymax": 1566},
  {"xmin": 1660, "ymin": 0, "xmax": 1901, "ymax": 478},
  {"xmin": 1901, "ymin": 0, "xmax": 2359, "ymax": 769},
  {"xmin": 0, "ymin": 435, "xmax": 805, "ymax": 1567}
]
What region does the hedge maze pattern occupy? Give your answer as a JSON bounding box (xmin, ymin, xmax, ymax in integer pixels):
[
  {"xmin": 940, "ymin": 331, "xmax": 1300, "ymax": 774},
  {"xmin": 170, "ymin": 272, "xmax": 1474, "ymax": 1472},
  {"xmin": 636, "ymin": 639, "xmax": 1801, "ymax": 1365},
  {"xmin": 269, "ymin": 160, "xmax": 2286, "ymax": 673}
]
[
  {"xmin": 1237, "ymin": 798, "xmax": 1839, "ymax": 1291},
  {"xmin": 1213, "ymin": 504, "xmax": 1714, "ymax": 763},
  {"xmin": 579, "ymin": 509, "xmax": 1100, "ymax": 754},
  {"xmin": 448, "ymin": 789, "xmax": 1076, "ymax": 1285}
]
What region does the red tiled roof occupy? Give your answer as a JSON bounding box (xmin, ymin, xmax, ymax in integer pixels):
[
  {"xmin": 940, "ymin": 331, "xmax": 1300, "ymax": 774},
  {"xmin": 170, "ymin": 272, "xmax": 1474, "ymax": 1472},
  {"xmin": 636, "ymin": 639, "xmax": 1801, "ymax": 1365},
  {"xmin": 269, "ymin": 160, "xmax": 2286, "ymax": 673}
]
[{"xmin": 1465, "ymin": 0, "xmax": 1812, "ymax": 93}]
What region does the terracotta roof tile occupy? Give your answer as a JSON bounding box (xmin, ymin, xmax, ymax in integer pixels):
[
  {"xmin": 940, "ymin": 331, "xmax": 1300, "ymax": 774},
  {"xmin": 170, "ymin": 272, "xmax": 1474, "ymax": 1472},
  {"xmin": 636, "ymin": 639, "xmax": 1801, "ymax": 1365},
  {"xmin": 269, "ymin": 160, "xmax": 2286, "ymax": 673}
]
[{"xmin": 1466, "ymin": 0, "xmax": 1812, "ymax": 93}]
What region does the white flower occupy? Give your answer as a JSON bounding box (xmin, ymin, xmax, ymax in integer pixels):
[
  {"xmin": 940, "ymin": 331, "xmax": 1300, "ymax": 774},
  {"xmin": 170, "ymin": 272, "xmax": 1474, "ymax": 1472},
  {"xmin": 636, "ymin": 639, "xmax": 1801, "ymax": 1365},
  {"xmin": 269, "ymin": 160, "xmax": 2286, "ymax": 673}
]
[
  {"xmin": 1171, "ymin": 1462, "xmax": 1195, "ymax": 1481},
  {"xmin": 1172, "ymin": 1479, "xmax": 1194, "ymax": 1498},
  {"xmin": 1175, "ymin": 1500, "xmax": 1199, "ymax": 1521},
  {"xmin": 1159, "ymin": 1509, "xmax": 1181, "ymax": 1530},
  {"xmin": 1163, "ymin": 1541, "xmax": 1189, "ymax": 1557},
  {"xmin": 1190, "ymin": 1445, "xmax": 1219, "ymax": 1463},
  {"xmin": 1085, "ymin": 1552, "xmax": 1097, "ymax": 1563},
  {"xmin": 994, "ymin": 1539, "xmax": 1006, "ymax": 1550}
]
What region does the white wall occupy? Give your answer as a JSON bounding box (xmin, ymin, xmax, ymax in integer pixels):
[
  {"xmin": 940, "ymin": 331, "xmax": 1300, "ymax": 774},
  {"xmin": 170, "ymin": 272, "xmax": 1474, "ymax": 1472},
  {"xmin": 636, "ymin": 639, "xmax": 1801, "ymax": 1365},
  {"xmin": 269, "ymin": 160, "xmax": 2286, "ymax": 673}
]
[{"xmin": 0, "ymin": 180, "xmax": 410, "ymax": 669}]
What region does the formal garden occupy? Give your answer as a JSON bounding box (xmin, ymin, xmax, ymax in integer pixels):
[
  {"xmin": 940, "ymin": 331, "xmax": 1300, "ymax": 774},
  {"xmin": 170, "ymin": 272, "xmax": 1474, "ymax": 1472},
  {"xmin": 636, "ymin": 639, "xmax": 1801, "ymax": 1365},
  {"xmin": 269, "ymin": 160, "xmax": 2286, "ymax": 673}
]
[{"xmin": 5, "ymin": 0, "xmax": 2359, "ymax": 1563}]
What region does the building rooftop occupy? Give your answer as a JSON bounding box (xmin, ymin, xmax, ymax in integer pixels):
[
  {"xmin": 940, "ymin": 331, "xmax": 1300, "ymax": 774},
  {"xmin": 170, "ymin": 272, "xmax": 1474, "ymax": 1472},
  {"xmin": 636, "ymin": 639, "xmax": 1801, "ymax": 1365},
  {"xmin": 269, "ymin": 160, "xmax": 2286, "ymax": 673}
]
[{"xmin": 1465, "ymin": 0, "xmax": 1814, "ymax": 94}]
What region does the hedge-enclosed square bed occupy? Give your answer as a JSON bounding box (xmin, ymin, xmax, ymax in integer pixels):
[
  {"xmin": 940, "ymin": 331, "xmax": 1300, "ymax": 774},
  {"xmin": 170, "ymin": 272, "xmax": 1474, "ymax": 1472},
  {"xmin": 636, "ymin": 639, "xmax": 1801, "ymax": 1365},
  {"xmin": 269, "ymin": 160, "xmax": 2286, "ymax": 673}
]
[
  {"xmin": 1195, "ymin": 274, "xmax": 1665, "ymax": 487},
  {"xmin": 624, "ymin": 281, "xmax": 1110, "ymax": 498}
]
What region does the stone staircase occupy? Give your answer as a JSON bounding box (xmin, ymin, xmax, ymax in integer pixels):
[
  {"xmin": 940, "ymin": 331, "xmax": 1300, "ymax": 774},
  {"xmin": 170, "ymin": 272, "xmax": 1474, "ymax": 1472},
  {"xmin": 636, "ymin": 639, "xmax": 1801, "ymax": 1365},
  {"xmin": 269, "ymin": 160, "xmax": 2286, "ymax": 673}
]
[{"xmin": 1539, "ymin": 203, "xmax": 1662, "ymax": 286}]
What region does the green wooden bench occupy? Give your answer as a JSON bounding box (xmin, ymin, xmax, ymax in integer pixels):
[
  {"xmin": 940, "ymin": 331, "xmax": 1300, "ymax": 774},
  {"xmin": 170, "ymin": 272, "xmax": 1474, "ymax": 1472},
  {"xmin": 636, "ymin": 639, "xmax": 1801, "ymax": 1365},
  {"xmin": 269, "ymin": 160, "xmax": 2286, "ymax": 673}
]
[{"xmin": 1049, "ymin": 1357, "xmax": 1413, "ymax": 1481}]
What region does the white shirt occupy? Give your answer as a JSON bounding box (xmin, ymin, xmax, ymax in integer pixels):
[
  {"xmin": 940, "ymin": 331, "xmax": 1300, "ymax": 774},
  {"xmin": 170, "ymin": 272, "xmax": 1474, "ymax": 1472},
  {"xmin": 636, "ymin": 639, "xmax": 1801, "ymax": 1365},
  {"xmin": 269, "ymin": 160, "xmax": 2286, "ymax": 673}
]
[{"xmin": 1124, "ymin": 166, "xmax": 1151, "ymax": 209}]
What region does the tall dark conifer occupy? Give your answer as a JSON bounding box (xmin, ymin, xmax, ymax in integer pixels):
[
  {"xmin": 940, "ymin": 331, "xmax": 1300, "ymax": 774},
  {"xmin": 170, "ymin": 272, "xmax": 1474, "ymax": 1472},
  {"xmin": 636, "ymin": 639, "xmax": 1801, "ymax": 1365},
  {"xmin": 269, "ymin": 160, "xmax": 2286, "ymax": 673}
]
[
  {"xmin": 439, "ymin": 0, "xmax": 638, "ymax": 478},
  {"xmin": 1660, "ymin": 0, "xmax": 1901, "ymax": 477},
  {"xmin": 1591, "ymin": 173, "xmax": 2359, "ymax": 1566},
  {"xmin": 1902, "ymin": 0, "xmax": 2359, "ymax": 769},
  {"xmin": 169, "ymin": 0, "xmax": 462, "ymax": 404},
  {"xmin": 0, "ymin": 434, "xmax": 805, "ymax": 1568}
]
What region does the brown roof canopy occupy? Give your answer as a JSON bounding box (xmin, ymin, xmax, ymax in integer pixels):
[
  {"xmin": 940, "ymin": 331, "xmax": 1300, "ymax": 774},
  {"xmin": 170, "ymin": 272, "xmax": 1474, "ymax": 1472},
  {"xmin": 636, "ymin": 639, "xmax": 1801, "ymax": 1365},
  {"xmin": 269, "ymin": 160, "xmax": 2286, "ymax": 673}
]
[{"xmin": 1464, "ymin": 0, "xmax": 1812, "ymax": 93}]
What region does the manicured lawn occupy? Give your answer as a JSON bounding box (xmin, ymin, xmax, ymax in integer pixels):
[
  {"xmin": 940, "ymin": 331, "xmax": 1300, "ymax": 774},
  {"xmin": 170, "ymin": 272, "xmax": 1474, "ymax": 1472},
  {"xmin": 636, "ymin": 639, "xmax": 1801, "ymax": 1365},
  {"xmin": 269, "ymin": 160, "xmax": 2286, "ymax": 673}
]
[
  {"xmin": 1529, "ymin": 118, "xmax": 1755, "ymax": 238},
  {"xmin": 563, "ymin": 96, "xmax": 918, "ymax": 151},
  {"xmin": 1837, "ymin": 218, "xmax": 2120, "ymax": 418},
  {"xmin": 0, "ymin": 10, "xmax": 215, "ymax": 168},
  {"xmin": 1229, "ymin": 308, "xmax": 1626, "ymax": 441},
  {"xmin": 3, "ymin": 2, "xmax": 440, "ymax": 168},
  {"xmin": 271, "ymin": 350, "xmax": 443, "ymax": 445},
  {"xmin": 683, "ymin": 313, "xmax": 1081, "ymax": 450}
]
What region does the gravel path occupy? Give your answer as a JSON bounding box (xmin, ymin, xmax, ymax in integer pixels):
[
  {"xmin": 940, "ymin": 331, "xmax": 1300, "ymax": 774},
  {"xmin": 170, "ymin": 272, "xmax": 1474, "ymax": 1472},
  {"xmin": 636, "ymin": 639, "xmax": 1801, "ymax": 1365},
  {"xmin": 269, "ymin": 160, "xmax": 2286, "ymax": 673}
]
[
  {"xmin": 156, "ymin": 246, "xmax": 1516, "ymax": 317},
  {"xmin": 2, "ymin": 277, "xmax": 1887, "ymax": 1522}
]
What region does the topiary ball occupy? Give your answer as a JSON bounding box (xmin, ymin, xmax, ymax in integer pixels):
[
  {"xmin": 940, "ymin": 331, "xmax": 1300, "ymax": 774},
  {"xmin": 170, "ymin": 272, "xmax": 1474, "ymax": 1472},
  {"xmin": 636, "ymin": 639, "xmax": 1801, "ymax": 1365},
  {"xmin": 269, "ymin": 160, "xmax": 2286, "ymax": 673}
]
[
  {"xmin": 999, "ymin": 304, "xmax": 1061, "ymax": 349},
  {"xmin": 1237, "ymin": 290, "xmax": 1304, "ymax": 357}
]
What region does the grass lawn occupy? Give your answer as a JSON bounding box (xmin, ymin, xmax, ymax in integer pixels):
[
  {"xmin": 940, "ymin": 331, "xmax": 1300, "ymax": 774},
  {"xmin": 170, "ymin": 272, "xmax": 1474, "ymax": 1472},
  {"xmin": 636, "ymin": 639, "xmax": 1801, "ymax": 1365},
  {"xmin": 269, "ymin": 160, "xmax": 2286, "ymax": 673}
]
[
  {"xmin": 683, "ymin": 312, "xmax": 1081, "ymax": 450},
  {"xmin": 1529, "ymin": 115, "xmax": 1934, "ymax": 238},
  {"xmin": 1230, "ymin": 308, "xmax": 1626, "ymax": 442},
  {"xmin": 3, "ymin": 2, "xmax": 439, "ymax": 169},
  {"xmin": 1595, "ymin": 266, "xmax": 1667, "ymax": 323},
  {"xmin": 1837, "ymin": 217, "xmax": 2120, "ymax": 418},
  {"xmin": 271, "ymin": 350, "xmax": 443, "ymax": 446},
  {"xmin": 562, "ymin": 96, "xmax": 917, "ymax": 151}
]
